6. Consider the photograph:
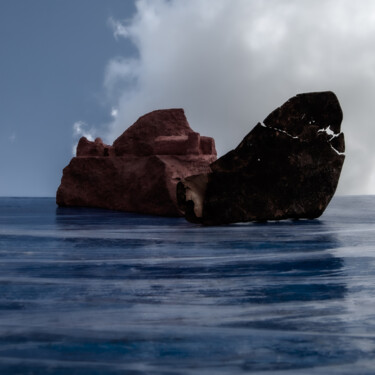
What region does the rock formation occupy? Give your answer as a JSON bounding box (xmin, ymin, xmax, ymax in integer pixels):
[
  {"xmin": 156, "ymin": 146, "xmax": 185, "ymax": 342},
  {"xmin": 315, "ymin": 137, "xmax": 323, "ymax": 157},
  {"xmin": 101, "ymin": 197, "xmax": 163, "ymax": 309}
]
[
  {"xmin": 177, "ymin": 91, "xmax": 345, "ymax": 225},
  {"xmin": 56, "ymin": 109, "xmax": 217, "ymax": 216}
]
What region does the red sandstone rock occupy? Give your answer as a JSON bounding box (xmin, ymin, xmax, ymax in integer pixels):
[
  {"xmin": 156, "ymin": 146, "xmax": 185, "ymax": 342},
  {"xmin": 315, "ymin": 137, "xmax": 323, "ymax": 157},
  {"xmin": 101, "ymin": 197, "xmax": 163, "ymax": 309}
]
[
  {"xmin": 56, "ymin": 109, "xmax": 217, "ymax": 216},
  {"xmin": 76, "ymin": 137, "xmax": 114, "ymax": 157}
]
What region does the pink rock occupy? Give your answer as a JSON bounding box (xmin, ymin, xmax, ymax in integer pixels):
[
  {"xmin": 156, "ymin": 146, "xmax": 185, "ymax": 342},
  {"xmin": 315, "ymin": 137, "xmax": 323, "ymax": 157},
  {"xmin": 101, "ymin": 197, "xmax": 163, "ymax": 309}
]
[{"xmin": 56, "ymin": 109, "xmax": 217, "ymax": 216}]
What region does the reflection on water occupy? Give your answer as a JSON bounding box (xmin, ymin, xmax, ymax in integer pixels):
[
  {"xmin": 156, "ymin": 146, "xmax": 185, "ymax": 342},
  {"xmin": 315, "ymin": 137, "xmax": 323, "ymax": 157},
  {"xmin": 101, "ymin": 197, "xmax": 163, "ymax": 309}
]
[{"xmin": 1, "ymin": 197, "xmax": 375, "ymax": 373}]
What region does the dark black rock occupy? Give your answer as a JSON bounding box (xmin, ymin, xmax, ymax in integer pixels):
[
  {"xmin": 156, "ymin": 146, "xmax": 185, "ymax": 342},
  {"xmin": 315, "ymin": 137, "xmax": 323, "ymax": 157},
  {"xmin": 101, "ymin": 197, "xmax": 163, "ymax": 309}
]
[{"xmin": 177, "ymin": 91, "xmax": 345, "ymax": 225}]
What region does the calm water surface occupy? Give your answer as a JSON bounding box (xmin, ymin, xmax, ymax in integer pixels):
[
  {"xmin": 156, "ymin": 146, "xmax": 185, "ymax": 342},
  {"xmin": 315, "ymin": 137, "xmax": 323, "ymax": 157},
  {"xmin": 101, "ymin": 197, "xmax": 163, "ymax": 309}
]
[{"xmin": 1, "ymin": 196, "xmax": 375, "ymax": 374}]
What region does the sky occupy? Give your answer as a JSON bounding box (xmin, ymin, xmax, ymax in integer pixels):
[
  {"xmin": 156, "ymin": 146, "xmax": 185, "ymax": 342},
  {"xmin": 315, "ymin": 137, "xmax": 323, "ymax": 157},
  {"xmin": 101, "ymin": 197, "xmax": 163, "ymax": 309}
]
[{"xmin": 1, "ymin": 0, "xmax": 375, "ymax": 196}]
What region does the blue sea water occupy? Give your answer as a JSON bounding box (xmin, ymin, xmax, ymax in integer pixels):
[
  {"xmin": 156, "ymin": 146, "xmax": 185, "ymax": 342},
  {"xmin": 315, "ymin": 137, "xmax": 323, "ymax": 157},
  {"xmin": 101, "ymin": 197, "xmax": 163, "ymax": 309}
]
[{"xmin": 1, "ymin": 196, "xmax": 375, "ymax": 374}]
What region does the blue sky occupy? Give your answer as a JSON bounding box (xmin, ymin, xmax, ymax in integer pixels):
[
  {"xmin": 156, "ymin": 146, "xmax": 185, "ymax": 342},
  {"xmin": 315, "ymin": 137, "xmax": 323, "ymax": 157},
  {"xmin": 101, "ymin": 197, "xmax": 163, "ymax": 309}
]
[
  {"xmin": 0, "ymin": 0, "xmax": 136, "ymax": 196},
  {"xmin": 2, "ymin": 0, "xmax": 375, "ymax": 196}
]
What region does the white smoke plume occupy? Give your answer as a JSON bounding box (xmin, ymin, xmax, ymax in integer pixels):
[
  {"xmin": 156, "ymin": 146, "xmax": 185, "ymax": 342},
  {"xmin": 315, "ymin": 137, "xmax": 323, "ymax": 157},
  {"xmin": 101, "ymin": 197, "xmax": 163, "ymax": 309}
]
[{"xmin": 104, "ymin": 0, "xmax": 375, "ymax": 194}]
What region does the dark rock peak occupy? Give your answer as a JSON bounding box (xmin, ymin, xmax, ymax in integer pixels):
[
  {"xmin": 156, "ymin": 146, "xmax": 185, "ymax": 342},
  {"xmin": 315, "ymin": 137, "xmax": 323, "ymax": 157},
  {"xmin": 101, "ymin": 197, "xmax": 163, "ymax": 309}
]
[
  {"xmin": 263, "ymin": 91, "xmax": 343, "ymax": 139},
  {"xmin": 178, "ymin": 91, "xmax": 345, "ymax": 225}
]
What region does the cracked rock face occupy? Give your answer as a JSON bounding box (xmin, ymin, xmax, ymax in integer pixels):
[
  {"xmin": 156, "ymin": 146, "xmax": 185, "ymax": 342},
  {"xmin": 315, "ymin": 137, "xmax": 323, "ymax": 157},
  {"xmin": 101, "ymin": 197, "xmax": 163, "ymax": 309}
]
[
  {"xmin": 177, "ymin": 91, "xmax": 345, "ymax": 225},
  {"xmin": 57, "ymin": 109, "xmax": 217, "ymax": 216}
]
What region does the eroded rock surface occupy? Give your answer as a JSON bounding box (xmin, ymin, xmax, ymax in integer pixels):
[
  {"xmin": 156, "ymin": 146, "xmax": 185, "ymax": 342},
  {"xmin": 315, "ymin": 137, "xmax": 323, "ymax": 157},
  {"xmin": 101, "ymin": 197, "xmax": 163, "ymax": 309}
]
[
  {"xmin": 177, "ymin": 91, "xmax": 345, "ymax": 225},
  {"xmin": 57, "ymin": 109, "xmax": 217, "ymax": 216}
]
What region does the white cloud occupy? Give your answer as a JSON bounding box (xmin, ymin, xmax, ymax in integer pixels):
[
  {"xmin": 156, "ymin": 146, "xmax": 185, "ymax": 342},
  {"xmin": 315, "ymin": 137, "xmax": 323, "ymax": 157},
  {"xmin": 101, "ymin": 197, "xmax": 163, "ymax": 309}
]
[
  {"xmin": 72, "ymin": 121, "xmax": 96, "ymax": 155},
  {"xmin": 104, "ymin": 0, "xmax": 375, "ymax": 195},
  {"xmin": 108, "ymin": 16, "xmax": 129, "ymax": 40},
  {"xmin": 111, "ymin": 108, "xmax": 118, "ymax": 118},
  {"xmin": 73, "ymin": 121, "xmax": 96, "ymax": 141},
  {"xmin": 104, "ymin": 57, "xmax": 140, "ymax": 100}
]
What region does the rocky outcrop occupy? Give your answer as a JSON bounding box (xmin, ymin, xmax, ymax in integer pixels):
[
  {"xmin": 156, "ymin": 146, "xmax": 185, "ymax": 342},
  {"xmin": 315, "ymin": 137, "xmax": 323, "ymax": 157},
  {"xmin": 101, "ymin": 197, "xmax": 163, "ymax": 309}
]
[
  {"xmin": 177, "ymin": 91, "xmax": 345, "ymax": 225},
  {"xmin": 56, "ymin": 109, "xmax": 217, "ymax": 216}
]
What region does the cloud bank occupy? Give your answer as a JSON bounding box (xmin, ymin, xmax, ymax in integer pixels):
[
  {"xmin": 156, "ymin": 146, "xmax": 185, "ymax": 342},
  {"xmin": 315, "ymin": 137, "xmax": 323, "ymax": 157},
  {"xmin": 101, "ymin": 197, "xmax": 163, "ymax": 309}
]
[{"xmin": 104, "ymin": 0, "xmax": 375, "ymax": 194}]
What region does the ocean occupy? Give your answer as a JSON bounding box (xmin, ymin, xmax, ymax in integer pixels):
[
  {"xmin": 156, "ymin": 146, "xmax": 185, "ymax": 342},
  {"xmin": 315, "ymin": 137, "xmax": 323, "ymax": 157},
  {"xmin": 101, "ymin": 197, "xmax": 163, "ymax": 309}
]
[{"xmin": 1, "ymin": 196, "xmax": 375, "ymax": 374}]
